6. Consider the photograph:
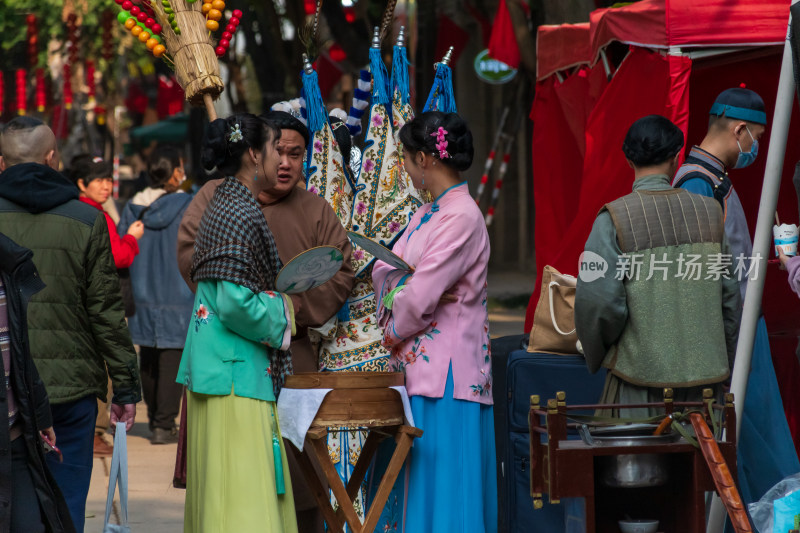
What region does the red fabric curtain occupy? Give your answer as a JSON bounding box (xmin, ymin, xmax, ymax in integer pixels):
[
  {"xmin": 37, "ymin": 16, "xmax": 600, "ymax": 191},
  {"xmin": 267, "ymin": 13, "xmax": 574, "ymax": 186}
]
[
  {"xmin": 487, "ymin": 0, "xmax": 519, "ymax": 68},
  {"xmin": 525, "ymin": 47, "xmax": 691, "ymax": 330},
  {"xmin": 536, "ymin": 23, "xmax": 592, "ymax": 81},
  {"xmin": 540, "ymin": 0, "xmax": 789, "ymax": 80}
]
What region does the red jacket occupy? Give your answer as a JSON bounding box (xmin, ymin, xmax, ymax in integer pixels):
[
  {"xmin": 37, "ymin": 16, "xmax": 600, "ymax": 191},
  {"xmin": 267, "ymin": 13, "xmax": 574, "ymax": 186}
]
[{"xmin": 80, "ymin": 197, "xmax": 139, "ymax": 268}]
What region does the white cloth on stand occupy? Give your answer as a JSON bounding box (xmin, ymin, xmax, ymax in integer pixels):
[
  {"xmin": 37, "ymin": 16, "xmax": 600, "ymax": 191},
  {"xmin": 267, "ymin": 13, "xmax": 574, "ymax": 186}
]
[
  {"xmin": 277, "ymin": 386, "xmax": 416, "ymax": 450},
  {"xmin": 277, "ymin": 387, "xmax": 333, "ymax": 450}
]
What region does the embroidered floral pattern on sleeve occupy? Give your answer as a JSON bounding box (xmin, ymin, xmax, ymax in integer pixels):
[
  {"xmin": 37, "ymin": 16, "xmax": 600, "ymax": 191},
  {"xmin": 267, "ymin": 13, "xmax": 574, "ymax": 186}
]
[
  {"xmin": 389, "ymin": 322, "xmax": 441, "ymax": 372},
  {"xmin": 470, "ymin": 368, "xmax": 492, "ymax": 397},
  {"xmin": 471, "ymin": 287, "xmax": 493, "ymax": 397},
  {"xmin": 193, "ymin": 301, "xmax": 215, "ymax": 332}
]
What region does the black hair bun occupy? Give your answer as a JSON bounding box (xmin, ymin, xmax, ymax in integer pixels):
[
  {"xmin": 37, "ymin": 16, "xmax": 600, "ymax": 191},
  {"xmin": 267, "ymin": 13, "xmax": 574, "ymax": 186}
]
[
  {"xmin": 398, "ymin": 111, "xmax": 474, "ymax": 172},
  {"xmin": 622, "ymin": 115, "xmax": 684, "ymax": 167},
  {"xmin": 439, "ymin": 113, "xmax": 474, "ymax": 172},
  {"xmin": 201, "ymin": 118, "xmax": 230, "ymax": 171}
]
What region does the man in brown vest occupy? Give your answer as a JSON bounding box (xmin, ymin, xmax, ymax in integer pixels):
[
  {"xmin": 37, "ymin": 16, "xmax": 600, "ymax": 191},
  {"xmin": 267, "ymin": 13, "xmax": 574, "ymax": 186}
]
[{"xmin": 575, "ymin": 115, "xmax": 740, "ymax": 417}]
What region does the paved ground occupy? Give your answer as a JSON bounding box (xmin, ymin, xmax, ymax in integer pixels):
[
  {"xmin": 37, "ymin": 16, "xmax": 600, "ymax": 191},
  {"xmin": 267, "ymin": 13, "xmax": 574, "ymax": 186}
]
[
  {"xmin": 85, "ymin": 269, "xmax": 533, "ymax": 531},
  {"xmin": 85, "ymin": 402, "xmax": 184, "ymax": 533},
  {"xmin": 487, "ymin": 268, "xmax": 535, "ymax": 338}
]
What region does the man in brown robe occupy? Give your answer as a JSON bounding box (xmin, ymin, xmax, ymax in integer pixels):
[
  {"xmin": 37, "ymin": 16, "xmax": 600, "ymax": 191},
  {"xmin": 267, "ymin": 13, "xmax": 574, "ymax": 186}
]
[{"xmin": 177, "ymin": 111, "xmax": 354, "ymax": 532}]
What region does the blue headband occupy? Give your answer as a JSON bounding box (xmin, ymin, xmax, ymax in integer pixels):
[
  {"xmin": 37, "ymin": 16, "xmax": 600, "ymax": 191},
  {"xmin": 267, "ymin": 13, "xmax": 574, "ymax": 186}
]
[{"xmin": 709, "ymin": 102, "xmax": 767, "ymax": 125}]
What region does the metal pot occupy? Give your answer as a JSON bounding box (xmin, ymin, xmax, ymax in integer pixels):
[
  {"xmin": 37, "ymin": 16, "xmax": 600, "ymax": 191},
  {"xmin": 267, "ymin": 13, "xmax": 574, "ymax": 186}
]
[
  {"xmin": 579, "ymin": 425, "xmax": 679, "ymax": 488},
  {"xmin": 599, "ymin": 453, "xmax": 669, "ymax": 488}
]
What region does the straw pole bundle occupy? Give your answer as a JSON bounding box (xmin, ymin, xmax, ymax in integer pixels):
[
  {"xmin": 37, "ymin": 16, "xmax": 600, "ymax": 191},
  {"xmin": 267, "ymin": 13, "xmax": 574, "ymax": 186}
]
[{"xmin": 148, "ymin": 0, "xmax": 224, "ymax": 119}]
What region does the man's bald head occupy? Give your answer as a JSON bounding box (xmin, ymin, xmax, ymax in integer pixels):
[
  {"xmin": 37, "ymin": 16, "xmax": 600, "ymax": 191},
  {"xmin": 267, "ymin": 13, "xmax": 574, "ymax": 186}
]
[{"xmin": 0, "ymin": 116, "xmax": 58, "ymax": 170}]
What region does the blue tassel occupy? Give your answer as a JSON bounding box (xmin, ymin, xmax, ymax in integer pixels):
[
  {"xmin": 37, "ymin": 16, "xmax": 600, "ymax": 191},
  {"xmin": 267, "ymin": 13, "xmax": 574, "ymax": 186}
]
[
  {"xmin": 392, "ymin": 45, "xmax": 410, "ymax": 106},
  {"xmin": 423, "ymin": 64, "xmax": 457, "ymax": 114},
  {"xmin": 301, "ymin": 69, "xmax": 328, "ymax": 134},
  {"xmin": 369, "ymin": 47, "xmax": 391, "ymax": 106},
  {"xmin": 336, "ymin": 301, "xmax": 350, "ymax": 322}
]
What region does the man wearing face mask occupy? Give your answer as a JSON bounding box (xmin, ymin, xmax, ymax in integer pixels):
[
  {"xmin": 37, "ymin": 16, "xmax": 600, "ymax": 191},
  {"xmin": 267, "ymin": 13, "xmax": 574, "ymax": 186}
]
[
  {"xmin": 673, "ymin": 86, "xmax": 766, "ymax": 302},
  {"xmin": 673, "ymin": 87, "xmax": 800, "ymax": 507}
]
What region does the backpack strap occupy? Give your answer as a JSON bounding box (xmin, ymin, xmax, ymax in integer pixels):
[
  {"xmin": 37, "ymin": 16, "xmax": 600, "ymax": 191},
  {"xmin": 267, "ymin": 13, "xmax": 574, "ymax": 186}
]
[{"xmin": 674, "ymin": 164, "xmax": 732, "ymax": 221}]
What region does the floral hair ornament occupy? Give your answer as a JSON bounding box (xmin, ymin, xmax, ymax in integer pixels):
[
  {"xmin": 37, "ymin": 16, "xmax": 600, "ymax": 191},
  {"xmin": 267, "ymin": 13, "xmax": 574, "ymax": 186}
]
[
  {"xmin": 430, "ymin": 127, "xmax": 450, "ymax": 159},
  {"xmin": 229, "ymin": 123, "xmax": 244, "ymax": 143}
]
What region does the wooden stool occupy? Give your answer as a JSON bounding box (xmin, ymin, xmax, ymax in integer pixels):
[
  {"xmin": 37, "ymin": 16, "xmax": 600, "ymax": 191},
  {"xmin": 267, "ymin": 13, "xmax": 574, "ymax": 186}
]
[{"xmin": 283, "ymin": 372, "xmax": 422, "ymax": 533}]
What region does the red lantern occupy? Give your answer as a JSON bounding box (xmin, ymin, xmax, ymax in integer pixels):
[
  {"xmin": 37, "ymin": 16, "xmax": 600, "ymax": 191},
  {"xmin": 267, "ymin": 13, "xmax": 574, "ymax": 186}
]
[
  {"xmin": 102, "ymin": 11, "xmax": 115, "ymax": 61},
  {"xmin": 86, "ymin": 60, "xmax": 96, "ymax": 103},
  {"xmin": 35, "ymin": 68, "xmax": 45, "ymax": 112},
  {"xmin": 95, "ymin": 105, "xmax": 107, "ymax": 126},
  {"xmin": 65, "ymin": 13, "xmax": 80, "ymax": 65},
  {"xmin": 16, "ymin": 69, "xmax": 27, "ymax": 115},
  {"xmin": 63, "ymin": 64, "xmax": 73, "ymax": 109},
  {"xmin": 26, "ymin": 14, "xmax": 38, "ymax": 67}
]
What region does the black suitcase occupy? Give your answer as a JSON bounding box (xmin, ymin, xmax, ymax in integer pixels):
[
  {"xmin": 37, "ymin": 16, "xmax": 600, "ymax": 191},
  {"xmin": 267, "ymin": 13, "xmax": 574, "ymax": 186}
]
[{"xmin": 493, "ymin": 342, "xmax": 607, "ymax": 533}]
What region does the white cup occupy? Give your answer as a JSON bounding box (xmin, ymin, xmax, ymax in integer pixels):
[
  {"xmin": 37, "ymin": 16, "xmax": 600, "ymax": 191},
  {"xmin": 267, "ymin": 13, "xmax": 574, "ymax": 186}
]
[{"xmin": 773, "ymin": 224, "xmax": 799, "ymax": 257}]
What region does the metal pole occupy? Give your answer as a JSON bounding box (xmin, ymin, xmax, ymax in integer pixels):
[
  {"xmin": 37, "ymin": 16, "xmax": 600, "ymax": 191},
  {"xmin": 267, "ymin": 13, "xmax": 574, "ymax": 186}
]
[{"xmin": 707, "ymin": 4, "xmax": 798, "ymax": 531}]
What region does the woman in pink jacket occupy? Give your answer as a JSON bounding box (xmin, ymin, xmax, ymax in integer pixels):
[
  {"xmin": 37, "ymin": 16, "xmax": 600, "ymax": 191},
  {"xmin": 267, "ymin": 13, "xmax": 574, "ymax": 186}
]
[{"xmin": 372, "ymin": 111, "xmax": 497, "ymax": 532}]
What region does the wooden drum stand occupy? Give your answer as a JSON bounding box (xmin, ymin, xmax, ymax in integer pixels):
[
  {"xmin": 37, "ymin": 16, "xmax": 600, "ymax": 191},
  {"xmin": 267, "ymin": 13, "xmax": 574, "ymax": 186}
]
[{"xmin": 282, "ymin": 372, "xmax": 422, "ymax": 533}]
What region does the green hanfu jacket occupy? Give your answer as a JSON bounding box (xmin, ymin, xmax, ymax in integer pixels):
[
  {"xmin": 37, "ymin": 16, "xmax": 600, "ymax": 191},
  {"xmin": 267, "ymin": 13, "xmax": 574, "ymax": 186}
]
[{"xmin": 177, "ymin": 280, "xmax": 295, "ymax": 402}]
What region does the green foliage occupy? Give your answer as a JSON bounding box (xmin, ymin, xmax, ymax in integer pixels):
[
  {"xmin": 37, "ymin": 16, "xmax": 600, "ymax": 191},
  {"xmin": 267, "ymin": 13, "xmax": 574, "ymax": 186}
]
[{"xmin": 0, "ymin": 0, "xmax": 119, "ymax": 69}]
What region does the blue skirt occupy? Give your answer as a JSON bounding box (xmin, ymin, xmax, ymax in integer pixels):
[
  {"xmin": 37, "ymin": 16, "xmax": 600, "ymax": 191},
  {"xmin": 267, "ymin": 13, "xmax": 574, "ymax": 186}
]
[{"xmin": 370, "ymin": 365, "xmax": 498, "ymax": 533}]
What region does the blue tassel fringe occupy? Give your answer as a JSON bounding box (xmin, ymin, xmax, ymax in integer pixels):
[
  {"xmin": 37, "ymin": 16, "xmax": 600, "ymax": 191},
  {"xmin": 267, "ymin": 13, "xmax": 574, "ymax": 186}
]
[
  {"xmin": 392, "ymin": 45, "xmax": 410, "ymax": 106},
  {"xmin": 369, "ymin": 47, "xmax": 391, "ymax": 106},
  {"xmin": 301, "ymin": 68, "xmax": 328, "ymax": 134},
  {"xmin": 423, "ymin": 63, "xmax": 457, "ymax": 114}
]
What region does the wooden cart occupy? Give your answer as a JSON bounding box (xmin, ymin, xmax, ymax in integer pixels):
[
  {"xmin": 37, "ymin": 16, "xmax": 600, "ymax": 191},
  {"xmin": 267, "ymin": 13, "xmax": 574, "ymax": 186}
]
[{"xmin": 528, "ymin": 389, "xmax": 742, "ymax": 533}]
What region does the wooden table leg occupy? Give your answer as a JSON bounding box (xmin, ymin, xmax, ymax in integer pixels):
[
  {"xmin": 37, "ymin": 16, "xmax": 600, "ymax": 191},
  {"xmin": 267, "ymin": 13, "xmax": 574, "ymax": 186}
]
[
  {"xmin": 288, "ymin": 439, "xmax": 346, "ymax": 533},
  {"xmin": 330, "ymin": 429, "xmax": 388, "ymax": 526},
  {"xmin": 345, "ymin": 430, "xmax": 385, "ymax": 500},
  {"xmin": 361, "ymin": 426, "xmax": 423, "ymax": 533},
  {"xmin": 308, "ymin": 435, "xmax": 365, "ymax": 532}
]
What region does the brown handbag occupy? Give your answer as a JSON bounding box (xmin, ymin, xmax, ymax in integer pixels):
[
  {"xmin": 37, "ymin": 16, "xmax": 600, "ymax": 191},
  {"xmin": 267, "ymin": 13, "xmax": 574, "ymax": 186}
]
[{"xmin": 527, "ymin": 265, "xmax": 579, "ymax": 355}]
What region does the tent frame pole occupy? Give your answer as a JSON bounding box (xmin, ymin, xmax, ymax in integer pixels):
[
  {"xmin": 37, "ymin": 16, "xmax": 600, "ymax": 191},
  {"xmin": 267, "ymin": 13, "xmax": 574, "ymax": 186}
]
[{"xmin": 706, "ymin": 3, "xmax": 798, "ymax": 532}]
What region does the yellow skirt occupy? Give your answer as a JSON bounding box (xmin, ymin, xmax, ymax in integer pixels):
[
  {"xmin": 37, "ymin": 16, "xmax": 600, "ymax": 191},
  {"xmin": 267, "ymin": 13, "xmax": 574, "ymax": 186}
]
[{"xmin": 184, "ymin": 390, "xmax": 297, "ymax": 533}]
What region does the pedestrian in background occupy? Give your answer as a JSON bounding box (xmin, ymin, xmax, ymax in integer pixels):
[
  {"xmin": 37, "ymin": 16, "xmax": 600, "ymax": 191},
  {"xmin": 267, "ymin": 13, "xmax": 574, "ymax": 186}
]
[
  {"xmin": 119, "ymin": 145, "xmax": 193, "ymax": 444},
  {"xmin": 69, "ymin": 154, "xmax": 145, "ymax": 457},
  {"xmin": 0, "ymin": 116, "xmax": 140, "ymax": 532}
]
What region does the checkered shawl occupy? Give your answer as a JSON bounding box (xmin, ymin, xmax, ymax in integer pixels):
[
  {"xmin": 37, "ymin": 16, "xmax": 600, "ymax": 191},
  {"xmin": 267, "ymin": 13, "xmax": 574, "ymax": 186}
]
[{"xmin": 191, "ymin": 175, "xmax": 292, "ymax": 394}]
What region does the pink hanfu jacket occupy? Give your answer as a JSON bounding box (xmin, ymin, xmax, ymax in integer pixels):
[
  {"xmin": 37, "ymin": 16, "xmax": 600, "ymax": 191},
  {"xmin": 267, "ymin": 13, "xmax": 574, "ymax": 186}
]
[{"xmin": 373, "ymin": 182, "xmax": 493, "ymax": 405}]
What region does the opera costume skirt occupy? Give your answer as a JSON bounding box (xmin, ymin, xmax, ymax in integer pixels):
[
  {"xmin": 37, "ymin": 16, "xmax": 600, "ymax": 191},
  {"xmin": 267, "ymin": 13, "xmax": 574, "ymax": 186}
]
[
  {"xmin": 377, "ymin": 365, "xmax": 498, "ymax": 533},
  {"xmin": 184, "ymin": 390, "xmax": 298, "ymax": 533}
]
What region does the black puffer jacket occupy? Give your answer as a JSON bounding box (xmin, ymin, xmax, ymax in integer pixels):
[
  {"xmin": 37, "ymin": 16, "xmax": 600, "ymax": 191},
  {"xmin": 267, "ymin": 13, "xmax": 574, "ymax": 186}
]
[{"xmin": 0, "ymin": 233, "xmax": 75, "ymax": 533}]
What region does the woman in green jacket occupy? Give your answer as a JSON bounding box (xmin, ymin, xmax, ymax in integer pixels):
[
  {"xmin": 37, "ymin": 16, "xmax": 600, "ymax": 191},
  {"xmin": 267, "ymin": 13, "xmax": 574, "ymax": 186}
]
[{"xmin": 177, "ymin": 113, "xmax": 297, "ymax": 532}]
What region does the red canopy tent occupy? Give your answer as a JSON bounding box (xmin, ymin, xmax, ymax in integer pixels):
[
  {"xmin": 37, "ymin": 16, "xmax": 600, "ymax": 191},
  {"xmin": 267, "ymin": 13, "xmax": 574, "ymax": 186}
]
[{"xmin": 526, "ymin": 0, "xmax": 800, "ymax": 448}]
